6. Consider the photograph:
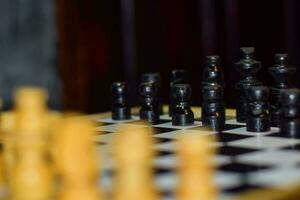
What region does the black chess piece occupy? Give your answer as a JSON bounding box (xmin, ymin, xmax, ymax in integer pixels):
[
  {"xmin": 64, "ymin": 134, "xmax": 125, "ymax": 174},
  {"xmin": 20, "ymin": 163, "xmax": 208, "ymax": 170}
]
[
  {"xmin": 202, "ymin": 55, "xmax": 225, "ymax": 88},
  {"xmin": 235, "ymin": 47, "xmax": 262, "ymax": 123},
  {"xmin": 246, "ymin": 86, "xmax": 270, "ymax": 132},
  {"xmin": 171, "ymin": 84, "xmax": 194, "ymax": 126},
  {"xmin": 169, "ymin": 69, "xmax": 188, "ymax": 116},
  {"xmin": 202, "ymin": 85, "xmax": 225, "ymax": 131},
  {"xmin": 269, "ymin": 54, "xmax": 296, "ymax": 127},
  {"xmin": 141, "ymin": 72, "xmax": 160, "ymax": 84},
  {"xmin": 111, "ymin": 82, "xmax": 131, "ymax": 120},
  {"xmin": 279, "ymin": 89, "xmax": 300, "ymax": 136},
  {"xmin": 141, "ymin": 73, "xmax": 163, "ymax": 115},
  {"xmin": 139, "ymin": 82, "xmax": 160, "ymax": 124}
]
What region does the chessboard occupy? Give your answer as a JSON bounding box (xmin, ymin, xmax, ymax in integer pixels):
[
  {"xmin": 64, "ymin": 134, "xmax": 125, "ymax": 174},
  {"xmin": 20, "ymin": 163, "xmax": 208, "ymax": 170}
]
[{"xmin": 89, "ymin": 106, "xmax": 300, "ymax": 200}]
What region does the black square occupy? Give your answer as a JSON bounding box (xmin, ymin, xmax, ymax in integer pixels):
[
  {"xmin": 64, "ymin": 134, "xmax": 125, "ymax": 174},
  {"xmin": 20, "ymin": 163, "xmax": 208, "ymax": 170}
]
[
  {"xmin": 219, "ymin": 163, "xmax": 271, "ymax": 174},
  {"xmin": 281, "ymin": 144, "xmax": 300, "ymax": 151},
  {"xmin": 157, "ymin": 150, "xmax": 174, "ymax": 156},
  {"xmin": 224, "ymin": 184, "xmax": 267, "ymax": 194},
  {"xmin": 217, "ymin": 133, "xmax": 251, "ymax": 143},
  {"xmin": 156, "ymin": 138, "xmax": 173, "ymax": 144},
  {"xmin": 96, "ymin": 141, "xmax": 107, "ymax": 145},
  {"xmin": 218, "ymin": 146, "xmax": 258, "ymax": 156},
  {"xmin": 154, "ymin": 167, "xmax": 173, "ymax": 175},
  {"xmin": 222, "ymin": 124, "xmax": 245, "ymax": 131},
  {"xmin": 268, "ymin": 132, "xmax": 300, "ymax": 139},
  {"xmin": 153, "ymin": 127, "xmax": 177, "ymax": 134},
  {"xmin": 100, "ymin": 131, "xmax": 112, "ymax": 135}
]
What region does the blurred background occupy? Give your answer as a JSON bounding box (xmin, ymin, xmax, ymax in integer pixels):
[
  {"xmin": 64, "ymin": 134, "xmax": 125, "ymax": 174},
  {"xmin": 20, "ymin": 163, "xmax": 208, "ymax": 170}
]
[{"xmin": 0, "ymin": 0, "xmax": 299, "ymax": 113}]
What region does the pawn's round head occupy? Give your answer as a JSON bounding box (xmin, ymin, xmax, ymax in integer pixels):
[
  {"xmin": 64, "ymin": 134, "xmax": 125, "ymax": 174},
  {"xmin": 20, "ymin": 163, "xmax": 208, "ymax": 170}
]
[
  {"xmin": 171, "ymin": 69, "xmax": 187, "ymax": 84},
  {"xmin": 172, "ymin": 84, "xmax": 191, "ymax": 101},
  {"xmin": 240, "ymin": 47, "xmax": 255, "ymax": 59},
  {"xmin": 111, "ymin": 82, "xmax": 127, "ymax": 96},
  {"xmin": 207, "ymin": 55, "xmax": 220, "ymax": 66},
  {"xmin": 280, "ymin": 89, "xmax": 300, "ymax": 106},
  {"xmin": 139, "ymin": 82, "xmax": 157, "ymax": 97},
  {"xmin": 202, "ymin": 85, "xmax": 223, "ymax": 100},
  {"xmin": 141, "ymin": 73, "xmax": 160, "ymax": 84},
  {"xmin": 246, "ymin": 86, "xmax": 269, "ymax": 101},
  {"xmin": 275, "ymin": 53, "xmax": 288, "ymax": 66}
]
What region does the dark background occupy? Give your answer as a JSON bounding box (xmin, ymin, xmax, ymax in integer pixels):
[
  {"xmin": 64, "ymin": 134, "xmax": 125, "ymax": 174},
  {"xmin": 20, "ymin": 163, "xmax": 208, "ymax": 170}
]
[
  {"xmin": 1, "ymin": 0, "xmax": 300, "ymax": 112},
  {"xmin": 58, "ymin": 0, "xmax": 300, "ymax": 113}
]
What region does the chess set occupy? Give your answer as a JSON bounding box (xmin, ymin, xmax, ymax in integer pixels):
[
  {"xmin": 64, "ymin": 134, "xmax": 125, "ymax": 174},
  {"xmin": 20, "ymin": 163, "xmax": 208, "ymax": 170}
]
[{"xmin": 0, "ymin": 46, "xmax": 300, "ymax": 200}]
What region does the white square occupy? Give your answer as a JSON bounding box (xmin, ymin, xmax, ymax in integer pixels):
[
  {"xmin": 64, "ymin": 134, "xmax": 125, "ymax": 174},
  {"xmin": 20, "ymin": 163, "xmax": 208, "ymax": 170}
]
[
  {"xmin": 94, "ymin": 133, "xmax": 117, "ymax": 143},
  {"xmin": 96, "ymin": 116, "xmax": 139, "ymax": 123},
  {"xmin": 226, "ymin": 119, "xmax": 246, "ymax": 125},
  {"xmin": 249, "ymin": 166, "xmax": 300, "ymax": 188},
  {"xmin": 96, "ymin": 123, "xmax": 147, "ymax": 132},
  {"xmin": 223, "ymin": 127, "xmax": 279, "ymax": 136},
  {"xmin": 228, "ymin": 136, "xmax": 300, "ymax": 150},
  {"xmin": 154, "ymin": 155, "xmax": 177, "ymax": 168},
  {"xmin": 215, "ymin": 171, "xmax": 242, "ymax": 189},
  {"xmin": 155, "ymin": 141, "xmax": 177, "ymax": 151},
  {"xmin": 160, "ymin": 114, "xmax": 172, "ymax": 120},
  {"xmin": 153, "ymin": 121, "xmax": 202, "ymax": 129},
  {"xmin": 154, "ymin": 129, "xmax": 213, "ymax": 139},
  {"xmin": 237, "ymin": 150, "xmax": 300, "ymax": 166}
]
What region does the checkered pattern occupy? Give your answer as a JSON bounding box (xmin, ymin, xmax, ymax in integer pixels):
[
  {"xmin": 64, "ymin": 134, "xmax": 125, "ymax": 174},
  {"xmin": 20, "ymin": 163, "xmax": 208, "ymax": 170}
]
[{"xmin": 95, "ymin": 114, "xmax": 300, "ymax": 200}]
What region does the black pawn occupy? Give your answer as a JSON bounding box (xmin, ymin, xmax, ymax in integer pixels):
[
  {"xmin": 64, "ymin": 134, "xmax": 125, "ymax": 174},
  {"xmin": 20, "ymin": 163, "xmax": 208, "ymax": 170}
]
[
  {"xmin": 141, "ymin": 72, "xmax": 160, "ymax": 84},
  {"xmin": 111, "ymin": 82, "xmax": 131, "ymax": 120},
  {"xmin": 269, "ymin": 54, "xmax": 296, "ymax": 127},
  {"xmin": 169, "ymin": 69, "xmax": 188, "ymax": 116},
  {"xmin": 235, "ymin": 47, "xmax": 262, "ymax": 122},
  {"xmin": 279, "ymin": 89, "xmax": 300, "ymax": 136},
  {"xmin": 202, "ymin": 55, "xmax": 225, "ymax": 88},
  {"xmin": 246, "ymin": 86, "xmax": 270, "ymax": 132},
  {"xmin": 141, "ymin": 73, "xmax": 163, "ymax": 115},
  {"xmin": 139, "ymin": 82, "xmax": 160, "ymax": 124},
  {"xmin": 202, "ymin": 85, "xmax": 225, "ymax": 131},
  {"xmin": 171, "ymin": 84, "xmax": 194, "ymax": 126}
]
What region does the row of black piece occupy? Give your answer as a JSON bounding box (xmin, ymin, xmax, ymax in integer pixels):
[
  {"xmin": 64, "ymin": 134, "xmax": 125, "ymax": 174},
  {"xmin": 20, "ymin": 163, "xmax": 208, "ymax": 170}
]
[{"xmin": 110, "ymin": 47, "xmax": 300, "ymax": 135}]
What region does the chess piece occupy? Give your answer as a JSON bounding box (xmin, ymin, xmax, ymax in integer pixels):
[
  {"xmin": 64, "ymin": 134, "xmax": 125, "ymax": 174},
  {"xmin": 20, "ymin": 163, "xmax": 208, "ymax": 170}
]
[
  {"xmin": 269, "ymin": 54, "xmax": 296, "ymax": 127},
  {"xmin": 141, "ymin": 73, "xmax": 163, "ymax": 114},
  {"xmin": 112, "ymin": 124, "xmax": 158, "ymax": 200},
  {"xmin": 11, "ymin": 136, "xmax": 53, "ymax": 200},
  {"xmin": 169, "ymin": 69, "xmax": 188, "ymax": 116},
  {"xmin": 14, "ymin": 87, "xmax": 49, "ymax": 135},
  {"xmin": 171, "ymin": 84, "xmax": 194, "ymax": 126},
  {"xmin": 11, "ymin": 87, "xmax": 53, "ymax": 200},
  {"xmin": 139, "ymin": 82, "xmax": 160, "ymax": 124},
  {"xmin": 235, "ymin": 47, "xmax": 262, "ymax": 122},
  {"xmin": 55, "ymin": 118, "xmax": 102, "ymax": 200},
  {"xmin": 202, "ymin": 55, "xmax": 225, "ymax": 88},
  {"xmin": 111, "ymin": 82, "xmax": 131, "ymax": 120},
  {"xmin": 141, "ymin": 73, "xmax": 160, "ymax": 85},
  {"xmin": 202, "ymin": 85, "xmax": 225, "ymax": 131},
  {"xmin": 279, "ymin": 89, "xmax": 300, "ymax": 136},
  {"xmin": 246, "ymin": 86, "xmax": 270, "ymax": 132},
  {"xmin": 176, "ymin": 133, "xmax": 217, "ymax": 200}
]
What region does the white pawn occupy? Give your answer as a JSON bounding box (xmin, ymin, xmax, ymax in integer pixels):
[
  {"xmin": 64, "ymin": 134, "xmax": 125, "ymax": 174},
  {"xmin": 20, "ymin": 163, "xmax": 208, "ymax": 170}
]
[
  {"xmin": 11, "ymin": 87, "xmax": 53, "ymax": 200},
  {"xmin": 176, "ymin": 133, "xmax": 217, "ymax": 200},
  {"xmin": 55, "ymin": 118, "xmax": 102, "ymax": 200},
  {"xmin": 11, "ymin": 136, "xmax": 53, "ymax": 200},
  {"xmin": 112, "ymin": 124, "xmax": 158, "ymax": 200}
]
